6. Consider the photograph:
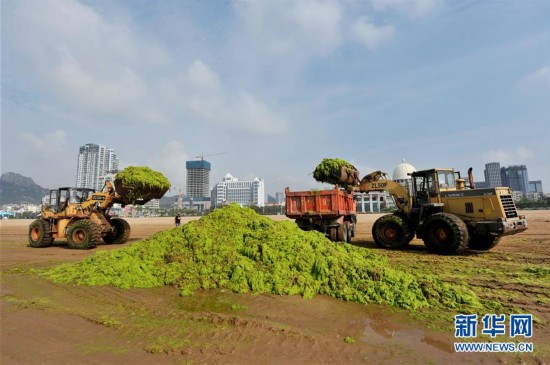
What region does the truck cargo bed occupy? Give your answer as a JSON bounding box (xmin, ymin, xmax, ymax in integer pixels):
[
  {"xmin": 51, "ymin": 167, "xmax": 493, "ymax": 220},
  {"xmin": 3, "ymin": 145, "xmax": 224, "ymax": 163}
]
[{"xmin": 285, "ymin": 187, "xmax": 356, "ymax": 218}]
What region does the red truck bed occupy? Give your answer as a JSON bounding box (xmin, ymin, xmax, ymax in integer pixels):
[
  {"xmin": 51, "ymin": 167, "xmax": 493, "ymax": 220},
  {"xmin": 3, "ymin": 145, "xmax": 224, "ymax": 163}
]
[{"xmin": 285, "ymin": 187, "xmax": 356, "ymax": 218}]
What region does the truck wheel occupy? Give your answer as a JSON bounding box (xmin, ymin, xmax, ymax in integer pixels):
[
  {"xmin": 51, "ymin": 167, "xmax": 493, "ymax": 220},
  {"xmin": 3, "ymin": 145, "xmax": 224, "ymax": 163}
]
[
  {"xmin": 345, "ymin": 221, "xmax": 353, "ymax": 243},
  {"xmin": 103, "ymin": 218, "xmax": 131, "ymax": 244},
  {"xmin": 372, "ymin": 214, "xmax": 413, "ymax": 249},
  {"xmin": 468, "ymin": 234, "xmax": 501, "ymax": 251},
  {"xmin": 28, "ymin": 219, "xmax": 53, "ymax": 248},
  {"xmin": 67, "ymin": 220, "xmax": 101, "ymax": 249},
  {"xmin": 329, "ymin": 227, "xmax": 338, "ymax": 242},
  {"xmin": 422, "ymin": 213, "xmax": 468, "ymax": 255},
  {"xmin": 337, "ymin": 223, "xmax": 348, "ymax": 242}
]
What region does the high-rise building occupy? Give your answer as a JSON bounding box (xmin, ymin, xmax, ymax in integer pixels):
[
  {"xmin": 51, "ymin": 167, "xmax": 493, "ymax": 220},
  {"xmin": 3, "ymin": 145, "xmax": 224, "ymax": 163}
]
[
  {"xmin": 76, "ymin": 143, "xmax": 119, "ymax": 190},
  {"xmin": 484, "ymin": 162, "xmax": 502, "ymax": 187},
  {"xmin": 529, "ymin": 180, "xmax": 543, "ymax": 193},
  {"xmin": 474, "ymin": 181, "xmax": 488, "ymax": 189},
  {"xmin": 501, "ymin": 165, "xmax": 529, "ymax": 193},
  {"xmin": 186, "ymin": 160, "xmax": 211, "ymax": 198},
  {"xmin": 211, "ymin": 173, "xmax": 265, "ymax": 207}
]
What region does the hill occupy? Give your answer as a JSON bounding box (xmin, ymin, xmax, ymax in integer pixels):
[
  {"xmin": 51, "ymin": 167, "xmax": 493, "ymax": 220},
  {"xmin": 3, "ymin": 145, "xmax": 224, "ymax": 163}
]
[{"xmin": 0, "ymin": 172, "xmax": 49, "ymax": 205}]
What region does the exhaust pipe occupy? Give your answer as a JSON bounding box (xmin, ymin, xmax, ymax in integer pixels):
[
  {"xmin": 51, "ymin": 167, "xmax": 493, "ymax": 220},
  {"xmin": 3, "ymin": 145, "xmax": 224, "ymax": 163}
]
[{"xmin": 468, "ymin": 168, "xmax": 475, "ymax": 189}]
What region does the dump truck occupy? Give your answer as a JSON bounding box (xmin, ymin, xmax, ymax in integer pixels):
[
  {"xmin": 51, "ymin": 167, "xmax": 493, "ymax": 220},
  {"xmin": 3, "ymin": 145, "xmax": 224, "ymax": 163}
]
[
  {"xmin": 285, "ymin": 187, "xmax": 356, "ymax": 242},
  {"xmin": 28, "ymin": 170, "xmax": 170, "ymax": 249},
  {"xmin": 354, "ymin": 168, "xmax": 528, "ymax": 254}
]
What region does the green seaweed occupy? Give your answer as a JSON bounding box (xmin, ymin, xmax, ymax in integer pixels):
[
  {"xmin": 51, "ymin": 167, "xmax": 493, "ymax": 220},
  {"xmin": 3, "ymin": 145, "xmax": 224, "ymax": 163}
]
[
  {"xmin": 344, "ymin": 336, "xmax": 356, "ymax": 344},
  {"xmin": 43, "ymin": 204, "xmax": 481, "ymax": 312},
  {"xmin": 114, "ymin": 166, "xmax": 171, "ymax": 203},
  {"xmin": 115, "ymin": 166, "xmax": 170, "ymax": 190},
  {"xmin": 312, "ymin": 158, "xmax": 357, "ymax": 184}
]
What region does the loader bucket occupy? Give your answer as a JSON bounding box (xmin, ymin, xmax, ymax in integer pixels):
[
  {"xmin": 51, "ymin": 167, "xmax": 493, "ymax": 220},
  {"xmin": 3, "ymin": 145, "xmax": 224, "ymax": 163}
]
[
  {"xmin": 114, "ymin": 181, "xmax": 169, "ymax": 205},
  {"xmin": 327, "ymin": 166, "xmax": 359, "ymax": 186},
  {"xmin": 313, "ymin": 158, "xmax": 360, "ymax": 186},
  {"xmin": 114, "ymin": 166, "xmax": 171, "ymax": 206}
]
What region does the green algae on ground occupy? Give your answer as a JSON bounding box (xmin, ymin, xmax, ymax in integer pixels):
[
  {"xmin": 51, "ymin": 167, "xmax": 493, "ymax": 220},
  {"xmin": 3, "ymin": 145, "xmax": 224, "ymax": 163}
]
[{"xmin": 43, "ymin": 205, "xmax": 481, "ymax": 312}]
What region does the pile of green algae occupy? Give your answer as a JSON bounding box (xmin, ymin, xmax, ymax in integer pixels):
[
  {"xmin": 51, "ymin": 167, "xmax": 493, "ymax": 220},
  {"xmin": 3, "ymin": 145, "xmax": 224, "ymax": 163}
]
[{"xmin": 44, "ymin": 205, "xmax": 481, "ymax": 311}]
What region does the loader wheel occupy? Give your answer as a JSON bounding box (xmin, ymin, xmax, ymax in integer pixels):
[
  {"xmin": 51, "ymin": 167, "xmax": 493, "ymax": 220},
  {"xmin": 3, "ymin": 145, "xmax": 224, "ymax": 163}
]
[
  {"xmin": 468, "ymin": 234, "xmax": 501, "ymax": 251},
  {"xmin": 372, "ymin": 214, "xmax": 413, "ymax": 249},
  {"xmin": 67, "ymin": 220, "xmax": 101, "ymax": 249},
  {"xmin": 28, "ymin": 219, "xmax": 53, "ymax": 248},
  {"xmin": 337, "ymin": 222, "xmax": 348, "ymax": 242},
  {"xmin": 422, "ymin": 213, "xmax": 469, "ymax": 255},
  {"xmin": 103, "ymin": 218, "xmax": 131, "ymax": 244}
]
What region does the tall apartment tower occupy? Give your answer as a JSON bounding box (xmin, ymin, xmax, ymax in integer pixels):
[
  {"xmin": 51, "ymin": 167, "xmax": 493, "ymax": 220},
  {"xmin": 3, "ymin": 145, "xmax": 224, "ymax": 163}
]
[
  {"xmin": 501, "ymin": 165, "xmax": 529, "ymax": 193},
  {"xmin": 76, "ymin": 143, "xmax": 119, "ymax": 190},
  {"xmin": 186, "ymin": 160, "xmax": 211, "ymax": 198},
  {"xmin": 484, "ymin": 162, "xmax": 502, "ymax": 187}
]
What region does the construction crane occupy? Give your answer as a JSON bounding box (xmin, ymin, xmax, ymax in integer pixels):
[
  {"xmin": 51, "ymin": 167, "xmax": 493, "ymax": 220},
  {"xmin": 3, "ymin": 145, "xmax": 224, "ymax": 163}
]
[{"xmin": 195, "ymin": 152, "xmax": 226, "ymax": 160}]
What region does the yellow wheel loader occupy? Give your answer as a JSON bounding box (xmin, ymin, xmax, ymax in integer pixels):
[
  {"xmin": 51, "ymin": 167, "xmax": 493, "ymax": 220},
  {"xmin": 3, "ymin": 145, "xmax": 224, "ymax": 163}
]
[
  {"xmin": 28, "ymin": 179, "xmax": 167, "ymax": 249},
  {"xmin": 353, "ymin": 168, "xmax": 527, "ymax": 255}
]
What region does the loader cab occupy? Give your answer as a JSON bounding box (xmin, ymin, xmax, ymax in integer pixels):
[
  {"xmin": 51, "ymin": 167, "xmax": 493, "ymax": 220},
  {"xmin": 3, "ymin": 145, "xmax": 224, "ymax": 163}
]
[
  {"xmin": 412, "ymin": 170, "xmax": 437, "ymax": 207},
  {"xmin": 48, "ymin": 187, "xmax": 95, "ymax": 212},
  {"xmin": 411, "ymin": 168, "xmax": 459, "ymax": 208}
]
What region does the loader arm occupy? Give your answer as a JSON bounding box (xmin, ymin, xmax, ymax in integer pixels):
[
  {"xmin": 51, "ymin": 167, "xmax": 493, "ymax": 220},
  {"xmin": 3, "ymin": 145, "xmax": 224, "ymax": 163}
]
[
  {"xmin": 353, "ymin": 171, "xmax": 412, "ymax": 215},
  {"xmin": 78, "ymin": 181, "xmax": 124, "ymax": 211}
]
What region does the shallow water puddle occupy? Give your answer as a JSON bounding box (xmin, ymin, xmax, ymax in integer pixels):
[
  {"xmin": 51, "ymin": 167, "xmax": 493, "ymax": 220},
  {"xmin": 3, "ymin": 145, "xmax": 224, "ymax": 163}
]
[{"xmin": 362, "ymin": 317, "xmax": 453, "ymax": 354}]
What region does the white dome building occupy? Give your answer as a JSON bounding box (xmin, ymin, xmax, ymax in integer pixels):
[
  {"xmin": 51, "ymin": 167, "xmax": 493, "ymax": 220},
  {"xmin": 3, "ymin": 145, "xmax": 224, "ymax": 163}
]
[
  {"xmin": 392, "ymin": 159, "xmax": 417, "ymax": 181},
  {"xmin": 355, "ymin": 160, "xmax": 417, "ymax": 213},
  {"xmin": 392, "ymin": 159, "xmax": 416, "ymax": 195}
]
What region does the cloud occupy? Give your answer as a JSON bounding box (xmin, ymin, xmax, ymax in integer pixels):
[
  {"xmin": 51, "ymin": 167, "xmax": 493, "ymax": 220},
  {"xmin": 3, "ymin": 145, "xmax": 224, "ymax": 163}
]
[
  {"xmin": 351, "ymin": 16, "xmax": 395, "ymax": 49},
  {"xmin": 20, "ymin": 130, "xmax": 68, "ymax": 156},
  {"xmin": 188, "ymin": 60, "xmax": 222, "ymax": 93},
  {"xmin": 3, "ymin": 0, "xmax": 168, "ymax": 124},
  {"xmin": 4, "ymin": 0, "xmax": 288, "ymax": 133},
  {"xmin": 18, "ymin": 130, "xmax": 73, "ymax": 187},
  {"xmin": 161, "ymin": 60, "xmax": 287, "ymax": 135},
  {"xmin": 483, "ymin": 147, "xmax": 534, "ymax": 165},
  {"xmin": 517, "ymin": 66, "xmax": 549, "ymax": 91},
  {"xmin": 53, "ymin": 50, "xmax": 147, "ymax": 115},
  {"xmin": 234, "ymin": 0, "xmax": 343, "ymax": 57},
  {"xmin": 371, "ymin": 0, "xmax": 442, "ymax": 19},
  {"xmin": 516, "ymin": 147, "xmax": 534, "ymax": 160},
  {"xmin": 144, "ymin": 141, "xmax": 189, "ymax": 191}
]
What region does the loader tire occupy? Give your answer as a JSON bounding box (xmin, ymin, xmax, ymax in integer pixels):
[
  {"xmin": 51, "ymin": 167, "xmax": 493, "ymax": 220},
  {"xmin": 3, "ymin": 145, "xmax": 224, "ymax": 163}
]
[
  {"xmin": 422, "ymin": 213, "xmax": 468, "ymax": 255},
  {"xmin": 103, "ymin": 218, "xmax": 131, "ymax": 245},
  {"xmin": 372, "ymin": 214, "xmax": 413, "ymax": 249},
  {"xmin": 468, "ymin": 234, "xmax": 501, "ymax": 251},
  {"xmin": 28, "ymin": 219, "xmax": 53, "ymax": 248},
  {"xmin": 67, "ymin": 220, "xmax": 101, "ymax": 249}
]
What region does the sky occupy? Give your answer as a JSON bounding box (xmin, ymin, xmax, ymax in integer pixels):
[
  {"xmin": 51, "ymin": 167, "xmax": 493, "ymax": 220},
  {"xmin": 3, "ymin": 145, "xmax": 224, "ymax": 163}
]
[{"xmin": 2, "ymin": 0, "xmax": 549, "ymax": 196}]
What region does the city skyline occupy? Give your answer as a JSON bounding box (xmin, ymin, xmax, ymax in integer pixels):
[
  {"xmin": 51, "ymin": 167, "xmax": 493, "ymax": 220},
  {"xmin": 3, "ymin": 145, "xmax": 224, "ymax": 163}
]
[{"xmin": 2, "ymin": 1, "xmax": 548, "ymax": 194}]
